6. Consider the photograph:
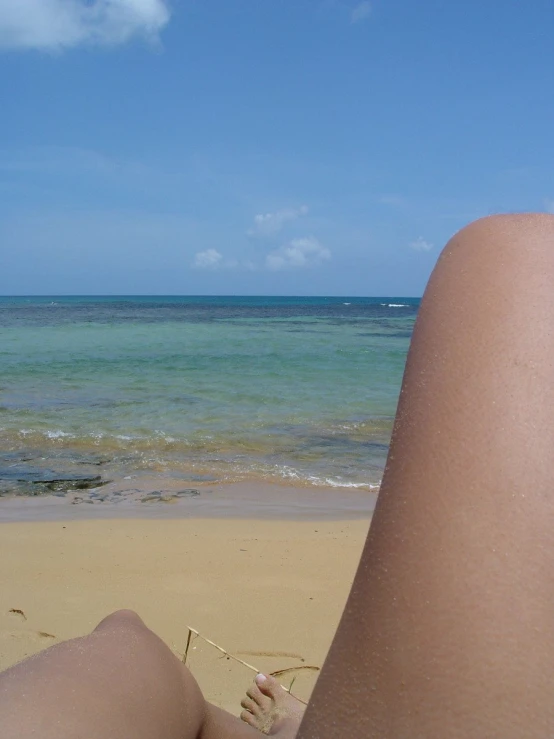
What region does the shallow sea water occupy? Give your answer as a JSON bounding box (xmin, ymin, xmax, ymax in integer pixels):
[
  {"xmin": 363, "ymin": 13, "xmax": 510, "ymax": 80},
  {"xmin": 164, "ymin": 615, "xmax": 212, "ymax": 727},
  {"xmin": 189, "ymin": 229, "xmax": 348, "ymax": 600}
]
[{"xmin": 0, "ymin": 296, "xmax": 418, "ymax": 496}]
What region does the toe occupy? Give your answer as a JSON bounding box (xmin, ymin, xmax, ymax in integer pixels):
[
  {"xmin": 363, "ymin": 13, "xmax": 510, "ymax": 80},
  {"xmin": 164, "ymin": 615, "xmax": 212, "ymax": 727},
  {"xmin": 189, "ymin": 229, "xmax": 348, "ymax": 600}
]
[
  {"xmin": 246, "ymin": 685, "xmax": 260, "ymax": 701},
  {"xmin": 240, "ymin": 710, "xmax": 258, "ymax": 727},
  {"xmin": 240, "ymin": 697, "xmax": 259, "ymax": 716},
  {"xmin": 247, "ymin": 684, "xmax": 270, "ymax": 708},
  {"xmin": 256, "ymin": 673, "xmax": 282, "ymax": 698}
]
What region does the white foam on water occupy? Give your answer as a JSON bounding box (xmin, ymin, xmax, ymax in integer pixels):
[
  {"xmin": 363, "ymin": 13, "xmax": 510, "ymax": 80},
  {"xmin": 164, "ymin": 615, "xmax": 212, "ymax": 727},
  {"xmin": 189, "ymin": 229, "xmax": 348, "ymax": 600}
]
[
  {"xmin": 153, "ymin": 431, "xmax": 177, "ymax": 443},
  {"xmin": 18, "ymin": 428, "xmax": 71, "ymax": 439},
  {"xmin": 276, "ymin": 465, "xmax": 379, "ymax": 490},
  {"xmin": 277, "ymin": 466, "xmax": 301, "ymax": 480},
  {"xmin": 18, "ymin": 428, "xmax": 73, "ymax": 439},
  {"xmin": 307, "ymin": 475, "xmax": 380, "ymax": 489},
  {"xmin": 387, "ymin": 303, "xmax": 408, "ymax": 308}
]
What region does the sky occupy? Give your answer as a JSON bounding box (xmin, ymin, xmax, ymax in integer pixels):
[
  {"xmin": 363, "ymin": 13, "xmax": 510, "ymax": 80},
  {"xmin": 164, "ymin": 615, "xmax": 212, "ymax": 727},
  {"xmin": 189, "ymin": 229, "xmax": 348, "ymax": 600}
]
[{"xmin": 0, "ymin": 0, "xmax": 553, "ymax": 296}]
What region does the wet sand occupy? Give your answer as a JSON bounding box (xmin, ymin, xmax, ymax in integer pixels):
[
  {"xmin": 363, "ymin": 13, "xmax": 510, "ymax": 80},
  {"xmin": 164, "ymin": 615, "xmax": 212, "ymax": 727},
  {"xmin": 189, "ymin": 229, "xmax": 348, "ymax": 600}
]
[
  {"xmin": 0, "ymin": 479, "xmax": 376, "ymax": 521},
  {"xmin": 0, "ymin": 484, "xmax": 371, "ymax": 715}
]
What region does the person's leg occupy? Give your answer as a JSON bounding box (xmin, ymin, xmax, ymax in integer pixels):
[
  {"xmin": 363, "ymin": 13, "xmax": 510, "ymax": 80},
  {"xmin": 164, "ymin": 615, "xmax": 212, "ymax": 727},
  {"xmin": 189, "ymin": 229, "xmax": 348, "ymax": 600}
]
[
  {"xmin": 0, "ymin": 609, "xmax": 260, "ymax": 739},
  {"xmin": 298, "ymin": 213, "xmax": 554, "ymax": 738}
]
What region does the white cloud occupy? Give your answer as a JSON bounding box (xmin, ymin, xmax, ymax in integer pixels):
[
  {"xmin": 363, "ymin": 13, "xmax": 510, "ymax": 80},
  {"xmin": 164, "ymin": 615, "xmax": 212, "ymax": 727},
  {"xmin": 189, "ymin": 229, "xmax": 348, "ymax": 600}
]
[
  {"xmin": 0, "ymin": 0, "xmax": 170, "ymax": 51},
  {"xmin": 192, "ymin": 250, "xmax": 257, "ymax": 271},
  {"xmin": 193, "ymin": 249, "xmax": 223, "ymax": 269},
  {"xmin": 351, "ymin": 1, "xmax": 371, "ymax": 23},
  {"xmin": 248, "ymin": 205, "xmax": 308, "ymax": 238},
  {"xmin": 377, "ymin": 194, "xmax": 405, "ymax": 206},
  {"xmin": 409, "ymin": 237, "xmax": 434, "ymax": 252},
  {"xmin": 266, "ymin": 236, "xmax": 331, "ymax": 271}
]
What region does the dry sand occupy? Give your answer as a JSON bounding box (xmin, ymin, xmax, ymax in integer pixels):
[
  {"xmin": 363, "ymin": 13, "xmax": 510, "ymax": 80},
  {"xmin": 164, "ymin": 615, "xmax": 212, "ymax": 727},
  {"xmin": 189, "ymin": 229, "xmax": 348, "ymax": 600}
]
[{"xmin": 0, "ymin": 512, "xmax": 370, "ymax": 716}]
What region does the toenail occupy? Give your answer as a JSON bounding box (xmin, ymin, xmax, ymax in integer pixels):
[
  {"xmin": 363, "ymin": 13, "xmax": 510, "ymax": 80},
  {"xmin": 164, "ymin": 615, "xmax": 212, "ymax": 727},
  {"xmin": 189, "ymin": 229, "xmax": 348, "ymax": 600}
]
[{"xmin": 256, "ymin": 673, "xmax": 267, "ymax": 684}]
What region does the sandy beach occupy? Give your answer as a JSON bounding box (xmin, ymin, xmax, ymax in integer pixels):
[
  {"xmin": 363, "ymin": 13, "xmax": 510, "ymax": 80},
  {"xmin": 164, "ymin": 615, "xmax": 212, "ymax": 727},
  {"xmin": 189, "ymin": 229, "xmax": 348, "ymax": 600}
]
[{"xmin": 0, "ymin": 493, "xmax": 370, "ymax": 716}]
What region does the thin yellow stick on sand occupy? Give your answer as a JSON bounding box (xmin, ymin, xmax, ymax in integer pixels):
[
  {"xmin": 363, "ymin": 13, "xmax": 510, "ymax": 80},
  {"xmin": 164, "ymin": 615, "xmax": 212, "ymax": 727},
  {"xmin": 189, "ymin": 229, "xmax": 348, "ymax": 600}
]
[{"xmin": 183, "ymin": 626, "xmax": 318, "ymax": 705}]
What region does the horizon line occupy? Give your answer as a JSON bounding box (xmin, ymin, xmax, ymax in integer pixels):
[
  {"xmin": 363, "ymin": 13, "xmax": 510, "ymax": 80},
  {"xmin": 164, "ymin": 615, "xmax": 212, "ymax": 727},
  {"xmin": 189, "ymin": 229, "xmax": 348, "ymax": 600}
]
[{"xmin": 0, "ymin": 293, "xmax": 422, "ymax": 299}]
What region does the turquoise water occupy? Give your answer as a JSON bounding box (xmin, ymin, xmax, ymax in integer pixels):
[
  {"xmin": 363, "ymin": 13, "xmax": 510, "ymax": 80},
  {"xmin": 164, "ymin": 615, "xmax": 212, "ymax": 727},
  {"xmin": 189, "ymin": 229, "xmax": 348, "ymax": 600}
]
[{"xmin": 0, "ymin": 296, "xmax": 418, "ymax": 493}]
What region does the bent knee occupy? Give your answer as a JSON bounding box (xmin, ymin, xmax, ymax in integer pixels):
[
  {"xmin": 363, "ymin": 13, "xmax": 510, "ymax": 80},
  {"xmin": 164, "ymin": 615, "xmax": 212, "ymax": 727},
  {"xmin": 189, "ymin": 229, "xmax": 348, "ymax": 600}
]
[
  {"xmin": 448, "ymin": 212, "xmax": 554, "ymax": 254},
  {"xmin": 94, "ymin": 609, "xmax": 146, "ymax": 633},
  {"xmin": 434, "ymin": 212, "xmax": 554, "ymax": 283}
]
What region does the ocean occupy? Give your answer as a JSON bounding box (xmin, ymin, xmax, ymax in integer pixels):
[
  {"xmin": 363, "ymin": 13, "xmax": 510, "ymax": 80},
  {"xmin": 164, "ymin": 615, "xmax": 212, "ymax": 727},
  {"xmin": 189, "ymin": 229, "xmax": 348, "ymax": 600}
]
[{"xmin": 0, "ymin": 296, "xmax": 418, "ymax": 498}]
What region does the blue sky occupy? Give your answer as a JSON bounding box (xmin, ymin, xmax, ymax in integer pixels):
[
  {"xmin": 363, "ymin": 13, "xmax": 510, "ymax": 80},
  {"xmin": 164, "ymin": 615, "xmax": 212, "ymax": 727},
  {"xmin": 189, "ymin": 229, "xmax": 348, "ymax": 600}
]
[{"xmin": 1, "ymin": 0, "xmax": 552, "ymax": 296}]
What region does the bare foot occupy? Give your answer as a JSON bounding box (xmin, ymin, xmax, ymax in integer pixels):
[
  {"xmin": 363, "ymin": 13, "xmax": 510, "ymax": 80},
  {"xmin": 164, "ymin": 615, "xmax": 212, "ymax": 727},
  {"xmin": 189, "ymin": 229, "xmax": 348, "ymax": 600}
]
[{"xmin": 240, "ymin": 674, "xmax": 305, "ymax": 737}]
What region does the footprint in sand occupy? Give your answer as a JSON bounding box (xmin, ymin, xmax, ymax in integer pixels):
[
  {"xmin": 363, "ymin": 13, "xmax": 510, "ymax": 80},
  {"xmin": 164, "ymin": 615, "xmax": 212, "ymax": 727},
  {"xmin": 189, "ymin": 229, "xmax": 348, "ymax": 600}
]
[
  {"xmin": 8, "ymin": 608, "xmax": 27, "ymax": 621},
  {"xmin": 5, "ymin": 629, "xmax": 56, "ymax": 643},
  {"xmin": 7, "ymin": 609, "xmax": 56, "ymax": 641}
]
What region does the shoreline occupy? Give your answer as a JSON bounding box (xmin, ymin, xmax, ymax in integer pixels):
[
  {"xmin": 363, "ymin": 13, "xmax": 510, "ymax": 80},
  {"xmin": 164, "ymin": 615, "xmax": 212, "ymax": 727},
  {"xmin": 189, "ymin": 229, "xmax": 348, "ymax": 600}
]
[{"xmin": 0, "ymin": 480, "xmax": 377, "ymax": 523}]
